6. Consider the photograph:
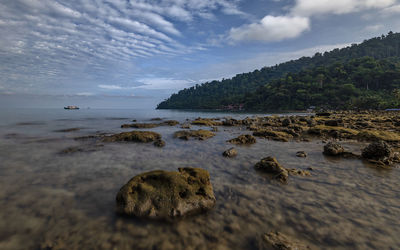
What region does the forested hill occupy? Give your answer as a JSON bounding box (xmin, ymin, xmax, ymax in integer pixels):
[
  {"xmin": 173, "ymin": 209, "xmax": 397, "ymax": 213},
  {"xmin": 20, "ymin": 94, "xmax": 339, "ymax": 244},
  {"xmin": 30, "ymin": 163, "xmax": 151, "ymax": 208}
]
[{"xmin": 157, "ymin": 32, "xmax": 400, "ymax": 110}]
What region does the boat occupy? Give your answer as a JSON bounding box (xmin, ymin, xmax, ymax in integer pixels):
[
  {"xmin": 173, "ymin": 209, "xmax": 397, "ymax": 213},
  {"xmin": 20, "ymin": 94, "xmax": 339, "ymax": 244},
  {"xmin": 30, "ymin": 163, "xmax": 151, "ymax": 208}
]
[{"xmin": 64, "ymin": 106, "xmax": 80, "ymax": 110}]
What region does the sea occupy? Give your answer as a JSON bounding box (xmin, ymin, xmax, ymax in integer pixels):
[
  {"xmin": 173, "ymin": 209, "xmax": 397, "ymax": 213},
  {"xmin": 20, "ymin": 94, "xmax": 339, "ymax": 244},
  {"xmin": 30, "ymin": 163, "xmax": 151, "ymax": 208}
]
[{"xmin": 0, "ymin": 107, "xmax": 399, "ymax": 249}]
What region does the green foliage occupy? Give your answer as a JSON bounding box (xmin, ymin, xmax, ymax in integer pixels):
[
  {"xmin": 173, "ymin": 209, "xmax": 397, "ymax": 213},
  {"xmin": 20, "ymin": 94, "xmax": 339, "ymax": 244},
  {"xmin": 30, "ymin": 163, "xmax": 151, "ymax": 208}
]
[{"xmin": 157, "ymin": 32, "xmax": 400, "ymax": 110}]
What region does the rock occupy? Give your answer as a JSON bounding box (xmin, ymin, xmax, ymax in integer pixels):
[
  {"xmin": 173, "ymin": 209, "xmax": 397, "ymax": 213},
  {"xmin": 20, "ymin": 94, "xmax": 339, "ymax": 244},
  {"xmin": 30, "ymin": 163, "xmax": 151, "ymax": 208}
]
[
  {"xmin": 54, "ymin": 127, "xmax": 81, "ymax": 132},
  {"xmin": 211, "ymin": 126, "xmax": 219, "ymax": 132},
  {"xmin": 296, "ymin": 151, "xmax": 307, "ymax": 157},
  {"xmin": 103, "ymin": 131, "xmax": 161, "ymax": 143},
  {"xmin": 361, "ymin": 141, "xmax": 393, "ymax": 161},
  {"xmin": 323, "ymin": 142, "xmax": 345, "ymax": 156},
  {"xmin": 174, "ymin": 130, "xmax": 215, "ymax": 140},
  {"xmin": 261, "ymin": 231, "xmax": 310, "ymax": 250},
  {"xmin": 254, "ymin": 157, "xmax": 289, "ymax": 183},
  {"xmin": 253, "ymin": 129, "xmax": 292, "ymax": 142},
  {"xmin": 154, "ymin": 139, "xmax": 166, "ymax": 147},
  {"xmin": 223, "ymin": 148, "xmax": 238, "ymax": 158},
  {"xmin": 324, "ymin": 120, "xmax": 341, "ymax": 127},
  {"xmin": 150, "ymin": 117, "xmax": 162, "ymax": 121},
  {"xmin": 162, "ymin": 120, "xmax": 179, "ymax": 126},
  {"xmin": 180, "ymin": 123, "xmax": 191, "ymax": 129},
  {"xmin": 228, "ymin": 134, "xmax": 256, "ymax": 145},
  {"xmin": 287, "ymin": 169, "xmax": 311, "ymax": 176},
  {"xmin": 191, "ymin": 118, "xmax": 222, "ymax": 126},
  {"xmin": 316, "ymin": 112, "xmax": 331, "ymax": 117},
  {"xmin": 282, "ymin": 118, "xmax": 292, "ymax": 126},
  {"xmin": 121, "ymin": 123, "xmax": 159, "ymax": 129},
  {"xmin": 116, "ymin": 168, "xmax": 216, "ymax": 219},
  {"xmin": 222, "ymin": 118, "xmax": 240, "ymax": 126}
]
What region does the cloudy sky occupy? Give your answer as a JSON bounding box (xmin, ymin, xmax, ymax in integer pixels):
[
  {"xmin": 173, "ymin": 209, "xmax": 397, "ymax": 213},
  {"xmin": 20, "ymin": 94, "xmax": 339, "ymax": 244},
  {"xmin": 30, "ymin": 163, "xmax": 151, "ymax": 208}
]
[{"xmin": 1, "ymin": 0, "xmax": 400, "ymax": 106}]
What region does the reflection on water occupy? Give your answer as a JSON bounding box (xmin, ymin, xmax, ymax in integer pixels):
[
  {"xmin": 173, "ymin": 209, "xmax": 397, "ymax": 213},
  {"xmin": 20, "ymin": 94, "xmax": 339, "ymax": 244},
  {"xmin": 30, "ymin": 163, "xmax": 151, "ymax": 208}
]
[{"xmin": 0, "ymin": 108, "xmax": 399, "ymax": 249}]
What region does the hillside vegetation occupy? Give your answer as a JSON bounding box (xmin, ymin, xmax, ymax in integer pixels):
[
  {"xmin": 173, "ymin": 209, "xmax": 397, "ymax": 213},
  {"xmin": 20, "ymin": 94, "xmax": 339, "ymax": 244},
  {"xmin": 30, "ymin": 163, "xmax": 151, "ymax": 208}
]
[{"xmin": 157, "ymin": 32, "xmax": 400, "ymax": 110}]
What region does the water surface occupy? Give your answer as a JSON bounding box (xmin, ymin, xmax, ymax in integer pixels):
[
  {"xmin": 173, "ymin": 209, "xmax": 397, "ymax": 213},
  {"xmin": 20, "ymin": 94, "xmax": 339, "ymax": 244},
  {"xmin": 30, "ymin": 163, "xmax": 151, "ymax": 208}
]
[{"xmin": 0, "ymin": 108, "xmax": 399, "ymax": 249}]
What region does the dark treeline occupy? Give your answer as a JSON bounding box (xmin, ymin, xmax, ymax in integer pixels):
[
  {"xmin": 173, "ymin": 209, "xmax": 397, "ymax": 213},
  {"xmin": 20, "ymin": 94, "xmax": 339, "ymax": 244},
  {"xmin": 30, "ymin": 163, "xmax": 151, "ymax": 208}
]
[{"xmin": 157, "ymin": 32, "xmax": 400, "ymax": 110}]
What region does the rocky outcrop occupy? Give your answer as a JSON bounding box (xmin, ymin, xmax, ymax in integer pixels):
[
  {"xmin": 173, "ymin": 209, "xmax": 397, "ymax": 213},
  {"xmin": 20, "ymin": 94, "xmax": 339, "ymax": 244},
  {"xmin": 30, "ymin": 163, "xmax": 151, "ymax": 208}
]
[
  {"xmin": 254, "ymin": 157, "xmax": 311, "ymax": 183},
  {"xmin": 228, "ymin": 134, "xmax": 256, "ymax": 145},
  {"xmin": 261, "ymin": 231, "xmax": 310, "ymax": 250},
  {"xmin": 222, "ymin": 148, "xmax": 238, "ymax": 158},
  {"xmin": 174, "ymin": 130, "xmax": 215, "ymax": 140},
  {"xmin": 103, "ymin": 131, "xmax": 161, "ymax": 143},
  {"xmin": 116, "ymin": 168, "xmax": 216, "ymax": 219}
]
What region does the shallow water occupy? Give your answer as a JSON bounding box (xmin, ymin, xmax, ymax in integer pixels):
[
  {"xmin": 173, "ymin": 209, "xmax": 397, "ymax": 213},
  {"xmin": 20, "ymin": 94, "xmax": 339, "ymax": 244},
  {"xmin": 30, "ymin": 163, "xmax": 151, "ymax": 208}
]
[{"xmin": 0, "ymin": 108, "xmax": 399, "ymax": 249}]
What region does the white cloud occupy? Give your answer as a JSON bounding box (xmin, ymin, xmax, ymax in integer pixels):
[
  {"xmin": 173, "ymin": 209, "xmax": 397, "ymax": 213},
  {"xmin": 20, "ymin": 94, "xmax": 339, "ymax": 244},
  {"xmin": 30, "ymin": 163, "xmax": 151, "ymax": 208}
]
[
  {"xmin": 292, "ymin": 0, "xmax": 396, "ymax": 16},
  {"xmin": 98, "ymin": 84, "xmax": 125, "ymax": 90},
  {"xmin": 229, "ymin": 15, "xmax": 310, "ymax": 42},
  {"xmin": 381, "ymin": 4, "xmax": 400, "ymax": 14}
]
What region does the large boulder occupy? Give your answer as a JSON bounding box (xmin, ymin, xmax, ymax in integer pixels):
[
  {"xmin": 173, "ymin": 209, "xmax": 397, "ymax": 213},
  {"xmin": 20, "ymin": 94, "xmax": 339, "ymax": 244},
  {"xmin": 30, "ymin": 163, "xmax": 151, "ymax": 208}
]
[
  {"xmin": 228, "ymin": 134, "xmax": 256, "ymax": 145},
  {"xmin": 323, "ymin": 142, "xmax": 345, "ymax": 156},
  {"xmin": 116, "ymin": 168, "xmax": 216, "ymax": 219},
  {"xmin": 361, "ymin": 141, "xmax": 393, "ymax": 161},
  {"xmin": 103, "ymin": 131, "xmax": 161, "ymax": 143}
]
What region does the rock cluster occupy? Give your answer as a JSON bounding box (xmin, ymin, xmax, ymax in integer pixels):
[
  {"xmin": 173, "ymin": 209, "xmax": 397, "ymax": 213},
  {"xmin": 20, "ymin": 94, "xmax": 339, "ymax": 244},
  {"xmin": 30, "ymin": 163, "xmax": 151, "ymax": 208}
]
[{"xmin": 254, "ymin": 157, "xmax": 310, "ymax": 183}]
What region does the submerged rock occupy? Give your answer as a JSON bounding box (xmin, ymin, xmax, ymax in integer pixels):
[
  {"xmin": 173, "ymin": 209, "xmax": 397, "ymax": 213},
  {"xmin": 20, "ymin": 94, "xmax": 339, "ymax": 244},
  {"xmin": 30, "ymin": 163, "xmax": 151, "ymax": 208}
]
[
  {"xmin": 296, "ymin": 151, "xmax": 307, "ymax": 157},
  {"xmin": 323, "ymin": 142, "xmax": 345, "ymax": 156},
  {"xmin": 362, "ymin": 141, "xmax": 393, "ymax": 161},
  {"xmin": 54, "ymin": 127, "xmax": 81, "ymax": 133},
  {"xmin": 103, "ymin": 131, "xmax": 161, "ymax": 143},
  {"xmin": 228, "ymin": 134, "xmax": 256, "ymax": 145},
  {"xmin": 261, "ymin": 231, "xmax": 310, "ymax": 250},
  {"xmin": 121, "ymin": 123, "xmax": 159, "ymax": 129},
  {"xmin": 116, "ymin": 168, "xmax": 216, "ymax": 219},
  {"xmin": 223, "ymin": 148, "xmax": 238, "ymax": 158},
  {"xmin": 174, "ymin": 130, "xmax": 215, "ymax": 140},
  {"xmin": 153, "ymin": 139, "xmax": 166, "ymax": 147}
]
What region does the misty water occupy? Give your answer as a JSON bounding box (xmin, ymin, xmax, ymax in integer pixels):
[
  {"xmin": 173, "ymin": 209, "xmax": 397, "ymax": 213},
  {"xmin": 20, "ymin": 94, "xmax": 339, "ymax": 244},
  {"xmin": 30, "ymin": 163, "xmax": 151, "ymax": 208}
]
[{"xmin": 0, "ymin": 108, "xmax": 399, "ymax": 249}]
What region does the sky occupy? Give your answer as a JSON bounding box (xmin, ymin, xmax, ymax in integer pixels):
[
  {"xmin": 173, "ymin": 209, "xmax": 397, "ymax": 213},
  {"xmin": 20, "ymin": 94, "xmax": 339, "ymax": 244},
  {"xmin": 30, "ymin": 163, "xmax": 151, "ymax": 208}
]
[{"xmin": 1, "ymin": 0, "xmax": 400, "ymax": 108}]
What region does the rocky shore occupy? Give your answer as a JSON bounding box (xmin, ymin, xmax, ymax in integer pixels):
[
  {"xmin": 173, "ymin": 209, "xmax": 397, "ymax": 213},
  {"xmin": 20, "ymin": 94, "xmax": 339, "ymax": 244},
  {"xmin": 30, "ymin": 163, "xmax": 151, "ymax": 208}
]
[{"xmin": 47, "ymin": 110, "xmax": 400, "ymax": 249}]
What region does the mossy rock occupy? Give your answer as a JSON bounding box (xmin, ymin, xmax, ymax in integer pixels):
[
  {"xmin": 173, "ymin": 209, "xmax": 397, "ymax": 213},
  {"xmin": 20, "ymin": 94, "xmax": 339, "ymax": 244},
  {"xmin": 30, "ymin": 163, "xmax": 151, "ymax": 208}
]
[
  {"xmin": 254, "ymin": 157, "xmax": 289, "ymax": 183},
  {"xmin": 103, "ymin": 131, "xmax": 161, "ymax": 143},
  {"xmin": 162, "ymin": 120, "xmax": 180, "ymax": 126},
  {"xmin": 116, "ymin": 168, "xmax": 216, "ymax": 219},
  {"xmin": 174, "ymin": 130, "xmax": 215, "ymax": 140},
  {"xmin": 357, "ymin": 130, "xmax": 400, "ymax": 142},
  {"xmin": 253, "ymin": 129, "xmax": 292, "ymax": 142},
  {"xmin": 228, "ymin": 134, "xmax": 256, "ymax": 145},
  {"xmin": 191, "ymin": 118, "xmax": 222, "ymax": 126}
]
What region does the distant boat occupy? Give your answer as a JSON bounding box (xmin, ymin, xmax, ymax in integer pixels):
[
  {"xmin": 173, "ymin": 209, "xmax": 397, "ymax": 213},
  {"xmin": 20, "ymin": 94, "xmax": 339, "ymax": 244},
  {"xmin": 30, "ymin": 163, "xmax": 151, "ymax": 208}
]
[{"xmin": 64, "ymin": 105, "xmax": 80, "ymax": 110}]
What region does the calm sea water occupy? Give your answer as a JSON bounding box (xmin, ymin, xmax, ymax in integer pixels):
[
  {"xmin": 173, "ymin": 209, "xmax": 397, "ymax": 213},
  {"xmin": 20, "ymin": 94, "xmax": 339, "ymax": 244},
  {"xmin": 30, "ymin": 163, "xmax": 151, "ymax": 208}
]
[{"xmin": 0, "ymin": 108, "xmax": 399, "ymax": 249}]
